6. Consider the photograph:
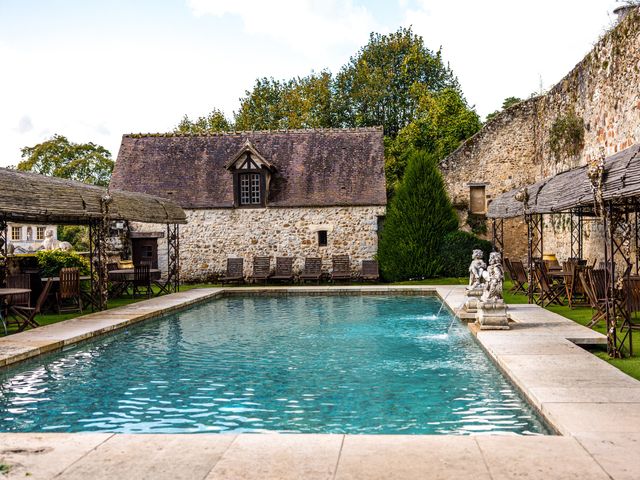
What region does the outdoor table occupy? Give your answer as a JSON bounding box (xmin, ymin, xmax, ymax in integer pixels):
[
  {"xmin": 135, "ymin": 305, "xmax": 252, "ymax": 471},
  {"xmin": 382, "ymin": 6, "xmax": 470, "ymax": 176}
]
[
  {"xmin": 108, "ymin": 269, "xmax": 163, "ymax": 297},
  {"xmin": 0, "ymin": 288, "xmax": 32, "ymax": 335}
]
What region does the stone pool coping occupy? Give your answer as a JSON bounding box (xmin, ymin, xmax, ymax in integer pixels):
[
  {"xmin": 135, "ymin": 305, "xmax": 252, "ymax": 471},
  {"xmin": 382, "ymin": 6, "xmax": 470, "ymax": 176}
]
[{"xmin": 0, "ymin": 285, "xmax": 638, "ymax": 479}]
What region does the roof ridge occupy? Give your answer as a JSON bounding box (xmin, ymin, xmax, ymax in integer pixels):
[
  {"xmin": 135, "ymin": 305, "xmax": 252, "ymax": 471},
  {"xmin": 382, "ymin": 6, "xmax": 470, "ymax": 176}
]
[{"xmin": 123, "ymin": 126, "xmax": 383, "ymax": 138}]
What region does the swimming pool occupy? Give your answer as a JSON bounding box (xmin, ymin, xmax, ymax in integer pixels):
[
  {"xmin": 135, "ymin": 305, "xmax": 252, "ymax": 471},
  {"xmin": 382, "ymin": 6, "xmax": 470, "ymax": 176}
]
[{"xmin": 0, "ymin": 295, "xmax": 550, "ymax": 435}]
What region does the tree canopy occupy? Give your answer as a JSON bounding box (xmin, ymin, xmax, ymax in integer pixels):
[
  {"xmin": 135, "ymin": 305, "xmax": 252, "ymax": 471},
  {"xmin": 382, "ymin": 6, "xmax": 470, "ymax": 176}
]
[
  {"xmin": 17, "ymin": 134, "xmax": 114, "ymax": 186},
  {"xmin": 175, "ymin": 108, "xmax": 232, "ymax": 134},
  {"xmin": 485, "ymin": 96, "xmax": 523, "ymax": 122}
]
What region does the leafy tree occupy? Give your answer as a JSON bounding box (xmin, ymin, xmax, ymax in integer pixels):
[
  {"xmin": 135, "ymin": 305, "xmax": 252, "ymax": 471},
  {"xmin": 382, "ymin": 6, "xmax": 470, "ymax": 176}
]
[
  {"xmin": 385, "ymin": 88, "xmax": 481, "ymax": 193},
  {"xmin": 485, "ymin": 96, "xmax": 523, "ymax": 122},
  {"xmin": 57, "ymin": 225, "xmax": 89, "ymax": 251},
  {"xmin": 377, "ymin": 150, "xmax": 459, "ymax": 281},
  {"xmin": 334, "ymin": 27, "xmax": 459, "ymax": 137},
  {"xmin": 234, "ymin": 71, "xmax": 335, "ymax": 130},
  {"xmin": 17, "ymin": 134, "xmax": 114, "ymax": 186},
  {"xmin": 174, "ymin": 108, "xmax": 232, "ymax": 133}
]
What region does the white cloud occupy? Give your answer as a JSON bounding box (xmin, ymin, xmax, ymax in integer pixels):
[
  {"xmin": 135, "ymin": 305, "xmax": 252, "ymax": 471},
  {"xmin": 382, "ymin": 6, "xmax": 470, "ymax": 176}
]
[
  {"xmin": 16, "ymin": 116, "xmax": 33, "ymax": 134},
  {"xmin": 187, "ymin": 0, "xmax": 382, "ymax": 57}
]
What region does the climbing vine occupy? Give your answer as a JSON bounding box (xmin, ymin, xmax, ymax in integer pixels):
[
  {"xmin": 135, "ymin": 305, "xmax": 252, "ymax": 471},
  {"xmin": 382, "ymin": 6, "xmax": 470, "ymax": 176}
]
[{"xmin": 548, "ymin": 111, "xmax": 585, "ymax": 162}]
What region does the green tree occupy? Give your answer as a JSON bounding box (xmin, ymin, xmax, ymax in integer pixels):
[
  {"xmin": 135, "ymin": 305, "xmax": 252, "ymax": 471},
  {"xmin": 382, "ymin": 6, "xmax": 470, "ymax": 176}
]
[
  {"xmin": 377, "ymin": 150, "xmax": 459, "ymax": 281},
  {"xmin": 385, "ymin": 88, "xmax": 481, "ymax": 193},
  {"xmin": 174, "ymin": 108, "xmax": 233, "ymax": 133},
  {"xmin": 17, "ymin": 134, "xmax": 114, "ymax": 186},
  {"xmin": 234, "ymin": 71, "xmax": 335, "ymax": 130},
  {"xmin": 485, "ymin": 96, "xmax": 523, "ymax": 122},
  {"xmin": 334, "ymin": 27, "xmax": 459, "ymax": 137},
  {"xmin": 57, "ymin": 225, "xmax": 89, "ymax": 251}
]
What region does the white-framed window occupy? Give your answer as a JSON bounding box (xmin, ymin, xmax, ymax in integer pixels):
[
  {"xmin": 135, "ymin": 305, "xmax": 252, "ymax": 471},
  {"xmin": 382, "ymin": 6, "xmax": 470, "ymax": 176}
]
[
  {"xmin": 36, "ymin": 226, "xmax": 46, "ymax": 241},
  {"xmin": 11, "ymin": 226, "xmax": 22, "ymax": 241}
]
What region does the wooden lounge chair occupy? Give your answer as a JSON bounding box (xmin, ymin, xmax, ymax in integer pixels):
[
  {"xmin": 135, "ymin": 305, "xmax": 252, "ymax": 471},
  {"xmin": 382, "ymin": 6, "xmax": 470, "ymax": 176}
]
[
  {"xmin": 331, "ymin": 255, "xmax": 351, "ymax": 283},
  {"xmin": 221, "ymin": 258, "xmax": 244, "ymax": 284},
  {"xmin": 299, "ymin": 257, "xmax": 322, "ymax": 284},
  {"xmin": 624, "ymin": 277, "xmax": 640, "ymax": 330},
  {"xmin": 271, "ymin": 257, "xmax": 294, "ymax": 283},
  {"xmin": 250, "ymin": 256, "xmax": 271, "ymax": 284},
  {"xmin": 132, "ymin": 264, "xmax": 152, "ymax": 298},
  {"xmin": 510, "ymin": 260, "xmax": 529, "ymax": 295},
  {"xmin": 6, "ymin": 274, "xmax": 31, "ymax": 308},
  {"xmin": 361, "ymin": 260, "xmax": 379, "ymax": 282},
  {"xmin": 10, "ymin": 279, "xmax": 53, "ymax": 332},
  {"xmin": 57, "ymin": 268, "xmax": 82, "ymax": 314}
]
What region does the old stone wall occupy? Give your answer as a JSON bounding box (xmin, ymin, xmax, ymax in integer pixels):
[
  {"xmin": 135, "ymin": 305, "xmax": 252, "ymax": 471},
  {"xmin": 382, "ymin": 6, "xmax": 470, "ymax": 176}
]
[
  {"xmin": 133, "ymin": 205, "xmax": 385, "ymax": 282},
  {"xmin": 441, "ymin": 8, "xmax": 640, "ymax": 262}
]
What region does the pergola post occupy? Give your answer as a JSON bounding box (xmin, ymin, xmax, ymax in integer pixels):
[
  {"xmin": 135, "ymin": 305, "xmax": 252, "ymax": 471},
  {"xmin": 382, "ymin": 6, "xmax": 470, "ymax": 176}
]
[
  {"xmin": 89, "ymin": 220, "xmax": 109, "ymax": 311},
  {"xmin": 570, "ymin": 208, "xmax": 584, "ymax": 259},
  {"xmin": 166, "ymin": 223, "xmax": 180, "ymax": 293},
  {"xmin": 492, "ymin": 218, "xmax": 504, "ymax": 253},
  {"xmin": 526, "ymin": 213, "xmax": 543, "ymax": 304},
  {"xmin": 0, "ymin": 216, "xmax": 7, "ymax": 288}
]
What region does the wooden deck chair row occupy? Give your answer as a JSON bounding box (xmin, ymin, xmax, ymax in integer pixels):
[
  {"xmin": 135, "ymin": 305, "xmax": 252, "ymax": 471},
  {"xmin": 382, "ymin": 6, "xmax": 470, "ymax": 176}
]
[{"xmin": 533, "ymin": 261, "xmax": 564, "ymax": 307}]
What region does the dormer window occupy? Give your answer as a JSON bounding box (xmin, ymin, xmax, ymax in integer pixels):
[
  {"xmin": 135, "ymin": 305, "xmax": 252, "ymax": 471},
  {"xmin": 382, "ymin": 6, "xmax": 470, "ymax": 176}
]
[{"xmin": 225, "ymin": 141, "xmax": 276, "ymax": 208}]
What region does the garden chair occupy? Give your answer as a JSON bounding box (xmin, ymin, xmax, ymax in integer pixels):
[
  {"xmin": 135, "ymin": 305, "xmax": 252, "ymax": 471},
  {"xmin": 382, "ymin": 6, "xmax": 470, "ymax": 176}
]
[
  {"xmin": 361, "ymin": 260, "xmax": 379, "ymax": 282},
  {"xmin": 578, "ymin": 270, "xmax": 607, "ymax": 328},
  {"xmin": 221, "ymin": 258, "xmax": 244, "ymax": 284},
  {"xmin": 250, "ymin": 256, "xmax": 271, "ymax": 284},
  {"xmin": 271, "ymin": 257, "xmax": 294, "ymax": 283},
  {"xmin": 132, "ymin": 264, "xmax": 152, "ymax": 298},
  {"xmin": 510, "ymin": 260, "xmax": 529, "ymax": 295},
  {"xmin": 299, "ymin": 257, "xmax": 322, "ymax": 284},
  {"xmin": 57, "ymin": 268, "xmax": 82, "ymax": 314},
  {"xmin": 9, "ymin": 279, "xmax": 53, "ymax": 333},
  {"xmin": 331, "ymin": 255, "xmax": 351, "ymax": 283},
  {"xmin": 6, "ymin": 274, "xmax": 31, "ymax": 308},
  {"xmin": 533, "ymin": 261, "xmax": 564, "ymax": 307}
]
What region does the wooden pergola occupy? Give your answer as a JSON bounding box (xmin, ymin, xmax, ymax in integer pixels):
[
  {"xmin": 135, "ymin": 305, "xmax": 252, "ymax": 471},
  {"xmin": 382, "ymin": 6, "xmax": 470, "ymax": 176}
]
[
  {"xmin": 487, "ymin": 144, "xmax": 640, "ymax": 357},
  {"xmin": 0, "ymin": 168, "xmax": 186, "ymax": 311}
]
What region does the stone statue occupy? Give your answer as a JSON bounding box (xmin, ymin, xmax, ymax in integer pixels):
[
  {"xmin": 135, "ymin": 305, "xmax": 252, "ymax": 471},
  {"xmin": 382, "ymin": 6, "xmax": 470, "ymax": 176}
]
[
  {"xmin": 481, "ymin": 252, "xmax": 504, "ymax": 303},
  {"xmin": 42, "ymin": 229, "xmax": 60, "ymax": 250},
  {"xmin": 467, "ymin": 249, "xmax": 486, "ymax": 290},
  {"xmin": 59, "ymin": 241, "xmax": 73, "ymax": 251}
]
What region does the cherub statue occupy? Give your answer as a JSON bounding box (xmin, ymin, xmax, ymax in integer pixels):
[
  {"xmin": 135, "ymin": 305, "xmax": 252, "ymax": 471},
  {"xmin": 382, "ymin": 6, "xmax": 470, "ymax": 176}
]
[
  {"xmin": 467, "ymin": 249, "xmax": 486, "ymax": 290},
  {"xmin": 481, "ymin": 252, "xmax": 504, "ymax": 302}
]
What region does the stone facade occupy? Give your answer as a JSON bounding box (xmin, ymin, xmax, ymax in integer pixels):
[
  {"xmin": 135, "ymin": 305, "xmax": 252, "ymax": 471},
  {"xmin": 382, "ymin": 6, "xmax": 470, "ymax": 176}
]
[
  {"xmin": 440, "ymin": 8, "xmax": 640, "ymax": 263},
  {"xmin": 133, "ymin": 205, "xmax": 385, "ymax": 282}
]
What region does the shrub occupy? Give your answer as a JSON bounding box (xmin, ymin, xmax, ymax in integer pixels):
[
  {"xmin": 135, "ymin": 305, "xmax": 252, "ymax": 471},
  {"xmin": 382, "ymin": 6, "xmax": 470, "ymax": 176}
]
[
  {"xmin": 36, "ymin": 250, "xmax": 91, "ymax": 278},
  {"xmin": 377, "ymin": 150, "xmax": 459, "ymax": 281},
  {"xmin": 438, "ymin": 230, "xmax": 493, "ymax": 278}
]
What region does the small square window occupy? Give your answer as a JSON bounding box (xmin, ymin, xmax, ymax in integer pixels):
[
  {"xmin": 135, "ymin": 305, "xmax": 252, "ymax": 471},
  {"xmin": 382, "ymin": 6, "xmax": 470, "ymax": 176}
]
[
  {"xmin": 36, "ymin": 226, "xmax": 46, "ymax": 241},
  {"xmin": 11, "ymin": 226, "xmax": 21, "ymax": 241},
  {"xmin": 318, "ymin": 230, "xmax": 328, "ymax": 247}
]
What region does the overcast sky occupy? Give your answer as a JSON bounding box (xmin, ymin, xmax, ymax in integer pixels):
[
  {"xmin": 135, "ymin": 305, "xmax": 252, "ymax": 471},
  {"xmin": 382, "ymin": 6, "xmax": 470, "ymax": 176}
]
[{"xmin": 0, "ymin": 0, "xmax": 622, "ymax": 167}]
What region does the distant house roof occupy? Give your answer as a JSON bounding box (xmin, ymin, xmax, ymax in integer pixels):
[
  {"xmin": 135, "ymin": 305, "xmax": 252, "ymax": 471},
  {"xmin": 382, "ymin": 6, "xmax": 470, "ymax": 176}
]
[{"xmin": 110, "ymin": 128, "xmax": 387, "ymax": 209}]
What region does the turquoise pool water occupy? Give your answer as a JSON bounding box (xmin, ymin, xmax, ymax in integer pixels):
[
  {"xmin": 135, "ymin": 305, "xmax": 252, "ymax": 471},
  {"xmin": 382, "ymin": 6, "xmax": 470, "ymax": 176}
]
[{"xmin": 0, "ymin": 295, "xmax": 550, "ymax": 435}]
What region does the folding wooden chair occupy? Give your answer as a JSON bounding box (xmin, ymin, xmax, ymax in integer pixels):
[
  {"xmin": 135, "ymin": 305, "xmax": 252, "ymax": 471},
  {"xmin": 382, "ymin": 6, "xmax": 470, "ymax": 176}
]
[
  {"xmin": 510, "ymin": 260, "xmax": 529, "ymax": 295},
  {"xmin": 361, "ymin": 260, "xmax": 380, "ymax": 282},
  {"xmin": 299, "ymin": 257, "xmax": 322, "ymax": 284},
  {"xmin": 132, "ymin": 264, "xmax": 152, "ymax": 298},
  {"xmin": 582, "ymin": 269, "xmax": 608, "ymax": 328},
  {"xmin": 624, "ymin": 277, "xmax": 640, "ymax": 330},
  {"xmin": 331, "ymin": 255, "xmax": 351, "ymax": 283},
  {"xmin": 6, "ymin": 274, "xmax": 31, "ymax": 308},
  {"xmin": 57, "ymin": 268, "xmax": 82, "ymax": 314},
  {"xmin": 534, "ymin": 261, "xmax": 564, "ymax": 307},
  {"xmin": 250, "ymin": 256, "xmax": 271, "ymax": 284},
  {"xmin": 10, "ymin": 279, "xmax": 53, "ymax": 332},
  {"xmin": 271, "ymin": 257, "xmax": 294, "ymax": 283},
  {"xmin": 221, "ymin": 258, "xmax": 244, "ymax": 284}
]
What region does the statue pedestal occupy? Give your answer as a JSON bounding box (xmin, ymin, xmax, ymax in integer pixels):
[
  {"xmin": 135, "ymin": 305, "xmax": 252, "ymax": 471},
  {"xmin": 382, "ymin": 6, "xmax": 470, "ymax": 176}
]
[
  {"xmin": 459, "ymin": 287, "xmax": 484, "ymax": 320},
  {"xmin": 476, "ymin": 300, "xmax": 510, "ymax": 330}
]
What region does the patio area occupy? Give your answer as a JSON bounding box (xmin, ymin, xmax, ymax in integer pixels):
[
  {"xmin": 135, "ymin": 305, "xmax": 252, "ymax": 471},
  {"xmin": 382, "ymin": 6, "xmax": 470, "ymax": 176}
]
[{"xmin": 0, "ymin": 285, "xmax": 638, "ymax": 479}]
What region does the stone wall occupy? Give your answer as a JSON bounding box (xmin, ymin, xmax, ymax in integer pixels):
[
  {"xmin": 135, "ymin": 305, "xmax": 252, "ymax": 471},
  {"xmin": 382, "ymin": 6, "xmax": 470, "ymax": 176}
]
[
  {"xmin": 133, "ymin": 205, "xmax": 385, "ymax": 282},
  {"xmin": 441, "ymin": 8, "xmax": 640, "ymax": 262}
]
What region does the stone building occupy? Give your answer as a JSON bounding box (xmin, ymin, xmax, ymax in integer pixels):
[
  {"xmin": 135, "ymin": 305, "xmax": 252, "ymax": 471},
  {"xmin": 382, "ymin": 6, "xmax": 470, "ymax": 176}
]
[
  {"xmin": 440, "ymin": 6, "xmax": 640, "ymax": 262},
  {"xmin": 6, "ymin": 223, "xmax": 57, "ymax": 253},
  {"xmin": 110, "ymin": 128, "xmax": 387, "ymax": 281}
]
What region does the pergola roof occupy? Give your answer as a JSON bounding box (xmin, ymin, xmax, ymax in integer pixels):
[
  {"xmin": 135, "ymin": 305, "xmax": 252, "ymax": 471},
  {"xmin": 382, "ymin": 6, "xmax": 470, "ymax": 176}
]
[
  {"xmin": 488, "ymin": 144, "xmax": 640, "ymax": 218},
  {"xmin": 0, "ymin": 167, "xmax": 186, "ymax": 224}
]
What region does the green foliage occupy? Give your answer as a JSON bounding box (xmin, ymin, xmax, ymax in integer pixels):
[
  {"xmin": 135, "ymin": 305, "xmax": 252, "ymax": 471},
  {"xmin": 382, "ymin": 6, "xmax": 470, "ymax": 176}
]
[
  {"xmin": 36, "ymin": 250, "xmax": 90, "ymax": 278},
  {"xmin": 466, "ymin": 213, "xmax": 487, "ymax": 235},
  {"xmin": 234, "ymin": 71, "xmax": 335, "ymax": 130},
  {"xmin": 377, "ymin": 150, "xmax": 459, "ymax": 281},
  {"xmin": 174, "ymin": 108, "xmax": 232, "ymax": 133},
  {"xmin": 385, "ymin": 88, "xmax": 481, "ymax": 192},
  {"xmin": 57, "ymin": 225, "xmax": 89, "ymax": 251},
  {"xmin": 17, "ymin": 134, "xmax": 114, "ymax": 186},
  {"xmin": 549, "ymin": 111, "xmax": 585, "ymax": 161},
  {"xmin": 437, "ymin": 230, "xmax": 492, "ymax": 277},
  {"xmin": 485, "ymin": 96, "xmax": 523, "ymax": 122},
  {"xmin": 334, "ymin": 27, "xmax": 459, "ymax": 137}
]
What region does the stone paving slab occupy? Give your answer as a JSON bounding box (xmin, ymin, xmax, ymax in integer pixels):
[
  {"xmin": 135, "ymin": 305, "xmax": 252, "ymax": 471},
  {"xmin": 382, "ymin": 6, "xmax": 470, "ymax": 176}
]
[{"xmin": 574, "ymin": 432, "xmax": 640, "ymax": 480}]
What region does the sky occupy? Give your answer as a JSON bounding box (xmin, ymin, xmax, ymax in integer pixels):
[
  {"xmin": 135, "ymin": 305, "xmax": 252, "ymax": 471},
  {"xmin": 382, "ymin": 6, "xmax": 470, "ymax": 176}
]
[{"xmin": 0, "ymin": 0, "xmax": 623, "ymax": 167}]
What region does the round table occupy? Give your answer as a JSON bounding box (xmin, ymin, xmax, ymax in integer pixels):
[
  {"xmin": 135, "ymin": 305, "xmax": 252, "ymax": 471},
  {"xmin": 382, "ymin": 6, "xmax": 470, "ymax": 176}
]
[{"xmin": 0, "ymin": 288, "xmax": 32, "ymax": 334}]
